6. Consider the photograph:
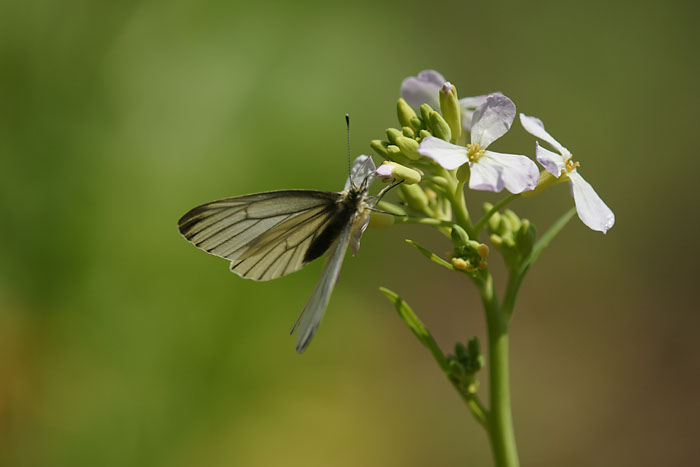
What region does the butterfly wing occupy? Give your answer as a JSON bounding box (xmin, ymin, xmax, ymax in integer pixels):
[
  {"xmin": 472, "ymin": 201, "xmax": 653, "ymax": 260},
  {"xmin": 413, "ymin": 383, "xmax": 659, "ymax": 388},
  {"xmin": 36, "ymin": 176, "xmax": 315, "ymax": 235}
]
[
  {"xmin": 291, "ymin": 220, "xmax": 352, "ymax": 353},
  {"xmin": 178, "ymin": 190, "xmax": 343, "ymax": 281}
]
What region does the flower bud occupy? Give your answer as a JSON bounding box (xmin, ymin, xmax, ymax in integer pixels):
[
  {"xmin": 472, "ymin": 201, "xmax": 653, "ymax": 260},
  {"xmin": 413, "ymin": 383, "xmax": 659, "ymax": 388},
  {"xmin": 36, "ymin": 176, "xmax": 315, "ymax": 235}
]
[
  {"xmin": 370, "ymin": 140, "xmax": 389, "ymax": 158},
  {"xmin": 376, "ymin": 200, "xmax": 406, "ymax": 216},
  {"xmin": 368, "ymin": 211, "xmax": 395, "ymax": 229},
  {"xmin": 386, "ymin": 128, "xmax": 402, "ymax": 145},
  {"xmin": 395, "ymin": 136, "xmax": 421, "ymax": 160},
  {"xmin": 428, "ymin": 111, "xmax": 452, "ymax": 141},
  {"xmin": 504, "ymin": 209, "xmax": 522, "ymax": 232},
  {"xmin": 397, "ymin": 97, "xmax": 417, "ymax": 128},
  {"xmin": 409, "ymin": 116, "xmax": 424, "ymax": 132},
  {"xmin": 419, "ymin": 104, "xmax": 435, "ymax": 129},
  {"xmin": 400, "ymin": 183, "xmax": 429, "ymax": 211},
  {"xmin": 375, "ymin": 161, "xmax": 421, "ymax": 184},
  {"xmin": 516, "ymin": 219, "xmax": 536, "ymax": 257},
  {"xmin": 401, "ymin": 126, "xmax": 415, "ymax": 138},
  {"xmin": 451, "ymin": 257, "xmax": 468, "ymax": 270},
  {"xmin": 386, "ymin": 145, "xmax": 412, "ymax": 165},
  {"xmin": 419, "ymin": 129, "xmax": 432, "ymax": 140},
  {"xmin": 439, "ymin": 82, "xmax": 462, "ymax": 142},
  {"xmin": 477, "ymin": 243, "xmax": 489, "ymax": 259},
  {"xmin": 451, "ymin": 224, "xmax": 470, "ymax": 246}
]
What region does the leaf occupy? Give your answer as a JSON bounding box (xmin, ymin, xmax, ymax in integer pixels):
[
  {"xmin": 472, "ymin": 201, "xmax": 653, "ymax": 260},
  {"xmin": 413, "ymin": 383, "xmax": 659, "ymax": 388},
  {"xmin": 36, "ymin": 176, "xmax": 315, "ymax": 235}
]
[
  {"xmin": 405, "ymin": 239, "xmax": 455, "ymax": 271},
  {"xmin": 379, "ymin": 287, "xmax": 448, "ymax": 372}
]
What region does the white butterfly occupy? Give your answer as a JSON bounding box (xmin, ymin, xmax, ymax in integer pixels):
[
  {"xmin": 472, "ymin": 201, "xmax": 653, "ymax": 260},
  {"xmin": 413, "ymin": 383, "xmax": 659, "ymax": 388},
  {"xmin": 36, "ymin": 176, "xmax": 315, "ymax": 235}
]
[{"xmin": 178, "ymin": 155, "xmax": 378, "ymax": 353}]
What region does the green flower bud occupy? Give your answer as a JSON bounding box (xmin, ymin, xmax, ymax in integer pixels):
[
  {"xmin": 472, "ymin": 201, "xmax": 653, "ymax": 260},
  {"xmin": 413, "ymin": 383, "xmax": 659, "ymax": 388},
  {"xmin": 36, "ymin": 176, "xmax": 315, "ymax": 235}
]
[
  {"xmin": 490, "ymin": 233, "xmax": 503, "ymax": 248},
  {"xmin": 397, "ymin": 97, "xmax": 417, "ymax": 128},
  {"xmin": 410, "ymin": 116, "xmax": 424, "ymax": 132},
  {"xmin": 488, "ymin": 212, "xmax": 502, "ymax": 234},
  {"xmin": 467, "ymin": 337, "xmax": 480, "ymax": 358},
  {"xmin": 395, "ymin": 136, "xmax": 421, "ymax": 160},
  {"xmin": 439, "ymin": 82, "xmax": 462, "ymax": 142},
  {"xmin": 516, "ymin": 219, "xmax": 536, "ymax": 257},
  {"xmin": 429, "ymin": 111, "xmax": 452, "ymax": 141},
  {"xmin": 504, "ymin": 209, "xmax": 522, "ymax": 232},
  {"xmin": 370, "ymin": 139, "xmax": 389, "ymax": 158},
  {"xmin": 400, "ymin": 184, "xmax": 429, "ymax": 211},
  {"xmin": 386, "ymin": 145, "xmax": 412, "ymax": 165},
  {"xmin": 368, "ymin": 211, "xmax": 395, "ymax": 229},
  {"xmin": 455, "ymin": 342, "xmax": 468, "ymax": 361},
  {"xmin": 419, "ymin": 129, "xmax": 432, "ymax": 140},
  {"xmin": 451, "ymin": 224, "xmax": 470, "ymax": 247},
  {"xmin": 456, "ymin": 163, "xmax": 469, "ymax": 182},
  {"xmin": 386, "ymin": 128, "xmax": 402, "ymax": 145},
  {"xmin": 419, "ymin": 104, "xmax": 435, "ymax": 130},
  {"xmin": 377, "ymin": 161, "xmax": 422, "ymax": 184},
  {"xmin": 426, "ymin": 175, "xmax": 448, "ymax": 188},
  {"xmin": 376, "ymin": 200, "xmax": 406, "ymax": 216},
  {"xmin": 401, "ymin": 126, "xmax": 415, "ymax": 138},
  {"xmin": 477, "ymin": 243, "xmax": 489, "ymax": 259}
]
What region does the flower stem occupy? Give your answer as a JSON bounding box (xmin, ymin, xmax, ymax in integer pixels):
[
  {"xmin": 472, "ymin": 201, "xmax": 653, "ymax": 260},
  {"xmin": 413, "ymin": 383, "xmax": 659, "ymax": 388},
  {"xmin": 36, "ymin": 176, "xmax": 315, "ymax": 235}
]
[{"xmin": 480, "ymin": 274, "xmax": 519, "ymax": 467}]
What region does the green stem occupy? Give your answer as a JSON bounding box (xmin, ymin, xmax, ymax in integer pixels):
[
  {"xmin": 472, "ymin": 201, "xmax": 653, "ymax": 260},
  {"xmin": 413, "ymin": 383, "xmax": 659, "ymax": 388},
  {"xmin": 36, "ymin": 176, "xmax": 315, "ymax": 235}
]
[
  {"xmin": 480, "ymin": 273, "xmax": 519, "ymax": 467},
  {"xmin": 450, "ymin": 180, "xmax": 476, "ymax": 238},
  {"xmin": 474, "ymin": 194, "xmax": 519, "ymax": 235}
]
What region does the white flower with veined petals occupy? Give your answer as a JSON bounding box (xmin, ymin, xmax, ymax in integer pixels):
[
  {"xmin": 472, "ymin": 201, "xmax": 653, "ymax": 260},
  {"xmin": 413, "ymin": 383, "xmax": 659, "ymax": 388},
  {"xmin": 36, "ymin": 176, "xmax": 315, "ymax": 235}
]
[
  {"xmin": 418, "ymin": 94, "xmax": 539, "ymax": 194},
  {"xmin": 400, "ymin": 70, "xmax": 498, "ymax": 132},
  {"xmin": 519, "ymin": 113, "xmax": 615, "ymax": 234}
]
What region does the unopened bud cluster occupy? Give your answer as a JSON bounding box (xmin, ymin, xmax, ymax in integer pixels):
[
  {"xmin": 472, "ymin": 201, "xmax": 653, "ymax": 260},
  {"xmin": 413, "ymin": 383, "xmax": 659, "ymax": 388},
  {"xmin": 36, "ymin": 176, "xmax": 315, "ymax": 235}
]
[
  {"xmin": 483, "ymin": 203, "xmax": 536, "ymax": 270},
  {"xmin": 447, "ymin": 337, "xmax": 484, "ymax": 395},
  {"xmin": 370, "ymin": 88, "xmax": 462, "ymax": 218},
  {"xmin": 450, "ymin": 225, "xmax": 489, "ymax": 274}
]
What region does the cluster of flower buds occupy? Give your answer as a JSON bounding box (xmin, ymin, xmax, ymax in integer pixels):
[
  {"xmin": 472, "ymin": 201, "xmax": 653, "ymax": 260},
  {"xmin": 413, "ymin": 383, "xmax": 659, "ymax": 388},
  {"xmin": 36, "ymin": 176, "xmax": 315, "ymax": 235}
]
[
  {"xmin": 483, "ymin": 203, "xmax": 536, "ymax": 270},
  {"xmin": 450, "ymin": 225, "xmax": 489, "ymax": 274},
  {"xmin": 447, "ymin": 337, "xmax": 484, "ymax": 395}
]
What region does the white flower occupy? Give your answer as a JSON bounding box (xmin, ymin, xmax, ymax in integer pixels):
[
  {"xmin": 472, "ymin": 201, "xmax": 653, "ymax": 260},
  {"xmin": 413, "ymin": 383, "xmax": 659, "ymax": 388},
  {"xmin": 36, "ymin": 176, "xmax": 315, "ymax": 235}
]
[
  {"xmin": 417, "ymin": 94, "xmax": 539, "ymax": 194},
  {"xmin": 519, "ymin": 113, "xmax": 615, "ymax": 233},
  {"xmin": 400, "ymin": 70, "xmax": 498, "ymax": 131}
]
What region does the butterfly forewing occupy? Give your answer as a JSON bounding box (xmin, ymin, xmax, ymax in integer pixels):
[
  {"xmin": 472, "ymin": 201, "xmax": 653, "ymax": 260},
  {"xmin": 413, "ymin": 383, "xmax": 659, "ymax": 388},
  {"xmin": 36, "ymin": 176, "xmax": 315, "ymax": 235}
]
[{"xmin": 178, "ymin": 190, "xmax": 342, "ymax": 281}]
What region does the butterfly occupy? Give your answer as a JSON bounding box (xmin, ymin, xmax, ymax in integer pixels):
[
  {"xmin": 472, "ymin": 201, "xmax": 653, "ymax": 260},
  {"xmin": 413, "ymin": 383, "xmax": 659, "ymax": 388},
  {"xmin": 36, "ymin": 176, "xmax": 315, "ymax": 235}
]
[{"xmin": 178, "ymin": 155, "xmax": 381, "ymax": 353}]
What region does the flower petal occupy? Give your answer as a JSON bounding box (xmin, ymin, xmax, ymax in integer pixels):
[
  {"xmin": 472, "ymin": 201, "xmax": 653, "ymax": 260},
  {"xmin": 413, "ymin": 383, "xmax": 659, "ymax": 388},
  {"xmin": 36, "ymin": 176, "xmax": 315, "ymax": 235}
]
[
  {"xmin": 568, "ymin": 171, "xmax": 615, "ymax": 233},
  {"xmin": 459, "ymin": 93, "xmax": 500, "ymax": 131},
  {"xmin": 536, "ymin": 142, "xmax": 567, "ymax": 177},
  {"xmin": 519, "ymin": 113, "xmax": 570, "ymax": 158},
  {"xmin": 469, "ymin": 150, "xmax": 539, "ymax": 193},
  {"xmin": 345, "ymin": 155, "xmax": 376, "ymax": 190},
  {"xmin": 470, "ymin": 94, "xmax": 516, "ymax": 148},
  {"xmin": 417, "ymin": 136, "xmax": 468, "ymax": 170},
  {"xmin": 375, "ymin": 163, "xmax": 395, "ymax": 180},
  {"xmin": 400, "ymin": 70, "xmax": 445, "ymax": 110}
]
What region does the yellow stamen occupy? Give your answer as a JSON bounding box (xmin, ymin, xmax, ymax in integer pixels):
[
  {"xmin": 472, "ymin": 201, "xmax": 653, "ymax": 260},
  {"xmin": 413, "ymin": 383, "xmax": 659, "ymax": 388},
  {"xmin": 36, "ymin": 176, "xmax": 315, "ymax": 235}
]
[
  {"xmin": 466, "ymin": 144, "xmax": 485, "ymax": 162},
  {"xmin": 565, "ymin": 154, "xmax": 580, "ymax": 173}
]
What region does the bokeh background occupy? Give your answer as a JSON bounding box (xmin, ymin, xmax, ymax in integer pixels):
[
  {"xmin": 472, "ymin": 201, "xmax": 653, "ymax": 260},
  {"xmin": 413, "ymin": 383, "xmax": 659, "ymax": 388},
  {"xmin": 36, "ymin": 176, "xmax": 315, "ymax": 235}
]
[{"xmin": 2, "ymin": 0, "xmax": 699, "ymax": 465}]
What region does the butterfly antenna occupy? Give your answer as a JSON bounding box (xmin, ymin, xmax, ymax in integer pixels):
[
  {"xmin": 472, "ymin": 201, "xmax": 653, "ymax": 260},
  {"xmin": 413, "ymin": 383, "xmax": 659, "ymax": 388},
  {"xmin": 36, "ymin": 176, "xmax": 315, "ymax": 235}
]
[{"xmin": 345, "ymin": 114, "xmax": 354, "ymax": 187}]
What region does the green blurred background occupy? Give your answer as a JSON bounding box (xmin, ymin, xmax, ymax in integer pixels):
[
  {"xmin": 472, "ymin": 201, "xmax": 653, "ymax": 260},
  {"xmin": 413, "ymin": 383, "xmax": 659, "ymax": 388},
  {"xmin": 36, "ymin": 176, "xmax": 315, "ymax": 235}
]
[{"xmin": 2, "ymin": 0, "xmax": 699, "ymax": 465}]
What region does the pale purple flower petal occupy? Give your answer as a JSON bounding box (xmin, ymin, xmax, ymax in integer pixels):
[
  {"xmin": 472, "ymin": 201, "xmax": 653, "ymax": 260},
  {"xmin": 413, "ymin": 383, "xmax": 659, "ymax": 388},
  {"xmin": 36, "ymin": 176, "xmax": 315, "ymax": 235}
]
[
  {"xmin": 568, "ymin": 171, "xmax": 615, "ymax": 233},
  {"xmin": 470, "ymin": 94, "xmax": 517, "ymax": 149},
  {"xmin": 345, "ymin": 155, "xmax": 376, "ymax": 190},
  {"xmin": 417, "ymin": 136, "xmax": 467, "ymax": 170},
  {"xmin": 536, "ymin": 142, "xmax": 567, "ymax": 177},
  {"xmin": 375, "ymin": 163, "xmax": 395, "ymax": 180},
  {"xmin": 400, "ymin": 70, "xmax": 445, "ymax": 110},
  {"xmin": 459, "ymin": 94, "xmax": 490, "ymax": 132},
  {"xmin": 469, "ymin": 150, "xmax": 539, "ymax": 193},
  {"xmin": 519, "ymin": 113, "xmax": 570, "ymax": 158}
]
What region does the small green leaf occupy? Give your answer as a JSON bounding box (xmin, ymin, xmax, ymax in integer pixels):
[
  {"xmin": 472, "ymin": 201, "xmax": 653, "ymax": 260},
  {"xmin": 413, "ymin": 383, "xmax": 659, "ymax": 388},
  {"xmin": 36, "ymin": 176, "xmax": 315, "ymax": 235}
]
[
  {"xmin": 379, "ymin": 287, "xmax": 448, "ymax": 372},
  {"xmin": 405, "ymin": 239, "xmax": 455, "ymax": 270}
]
